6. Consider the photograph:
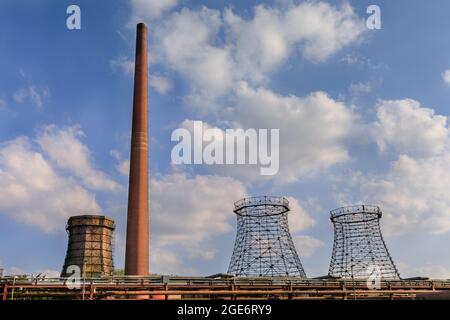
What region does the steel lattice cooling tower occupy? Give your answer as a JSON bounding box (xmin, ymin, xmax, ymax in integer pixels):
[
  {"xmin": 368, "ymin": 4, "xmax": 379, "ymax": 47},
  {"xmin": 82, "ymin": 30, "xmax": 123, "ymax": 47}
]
[
  {"xmin": 328, "ymin": 205, "xmax": 400, "ymax": 280},
  {"xmin": 228, "ymin": 196, "xmax": 306, "ymax": 277},
  {"xmin": 61, "ymin": 215, "xmax": 115, "ymax": 278}
]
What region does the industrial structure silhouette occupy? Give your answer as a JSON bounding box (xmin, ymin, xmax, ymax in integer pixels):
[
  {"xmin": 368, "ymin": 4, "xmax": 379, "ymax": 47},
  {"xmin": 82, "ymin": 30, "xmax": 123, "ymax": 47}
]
[
  {"xmin": 328, "ymin": 205, "xmax": 400, "ymax": 280},
  {"xmin": 228, "ymin": 196, "xmax": 306, "ymax": 277}
]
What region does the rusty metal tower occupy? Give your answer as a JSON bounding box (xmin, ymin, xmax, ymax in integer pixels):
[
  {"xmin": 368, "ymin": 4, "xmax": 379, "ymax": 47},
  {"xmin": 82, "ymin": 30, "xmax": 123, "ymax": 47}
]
[
  {"xmin": 61, "ymin": 215, "xmax": 115, "ymax": 278},
  {"xmin": 328, "ymin": 205, "xmax": 400, "ymax": 280},
  {"xmin": 228, "ymin": 196, "xmax": 306, "ymax": 277}
]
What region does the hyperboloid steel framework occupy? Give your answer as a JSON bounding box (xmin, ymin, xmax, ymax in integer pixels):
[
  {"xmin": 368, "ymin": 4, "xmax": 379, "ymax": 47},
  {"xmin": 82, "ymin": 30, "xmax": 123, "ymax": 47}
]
[
  {"xmin": 328, "ymin": 205, "xmax": 400, "ymax": 280},
  {"xmin": 228, "ymin": 196, "xmax": 306, "ymax": 277}
]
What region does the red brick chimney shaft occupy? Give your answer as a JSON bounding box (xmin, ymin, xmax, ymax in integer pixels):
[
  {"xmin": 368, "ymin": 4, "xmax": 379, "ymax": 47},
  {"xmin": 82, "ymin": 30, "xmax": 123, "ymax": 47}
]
[{"xmin": 125, "ymin": 23, "xmax": 149, "ymax": 275}]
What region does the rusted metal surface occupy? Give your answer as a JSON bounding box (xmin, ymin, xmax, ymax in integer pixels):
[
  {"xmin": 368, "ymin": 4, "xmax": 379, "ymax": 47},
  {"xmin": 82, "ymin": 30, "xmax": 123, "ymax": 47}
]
[
  {"xmin": 1, "ymin": 276, "xmax": 450, "ymax": 300},
  {"xmin": 125, "ymin": 22, "xmax": 149, "ymax": 276}
]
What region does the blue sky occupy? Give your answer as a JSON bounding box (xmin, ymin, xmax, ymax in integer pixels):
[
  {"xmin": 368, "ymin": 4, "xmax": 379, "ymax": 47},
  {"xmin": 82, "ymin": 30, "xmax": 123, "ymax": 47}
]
[{"xmin": 2, "ymin": 0, "xmax": 450, "ymax": 278}]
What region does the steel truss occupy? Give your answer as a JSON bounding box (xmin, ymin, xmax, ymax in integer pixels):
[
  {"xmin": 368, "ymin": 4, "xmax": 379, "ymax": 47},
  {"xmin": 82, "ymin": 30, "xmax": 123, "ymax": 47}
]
[
  {"xmin": 228, "ymin": 196, "xmax": 306, "ymax": 277},
  {"xmin": 328, "ymin": 205, "xmax": 400, "ymax": 280}
]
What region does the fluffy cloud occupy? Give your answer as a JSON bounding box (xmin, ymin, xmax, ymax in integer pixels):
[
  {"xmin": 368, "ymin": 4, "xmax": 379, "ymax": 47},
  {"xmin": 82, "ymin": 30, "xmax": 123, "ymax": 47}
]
[
  {"xmin": 397, "ymin": 261, "xmax": 450, "ymax": 279},
  {"xmin": 152, "ymin": 2, "xmax": 365, "ymax": 108},
  {"xmin": 442, "ymin": 69, "xmax": 450, "ymax": 86},
  {"xmin": 37, "ymin": 125, "xmax": 119, "ymax": 192},
  {"xmin": 149, "ymin": 174, "xmax": 315, "ymax": 243},
  {"xmin": 147, "ymin": 173, "xmax": 246, "ymax": 275},
  {"xmin": 151, "ymin": 75, "xmax": 171, "ymax": 94},
  {"xmin": 175, "ymin": 84, "xmax": 358, "ymax": 183},
  {"xmin": 293, "ymin": 235, "xmax": 324, "ymax": 257},
  {"xmin": 150, "ymin": 247, "xmax": 196, "ymax": 275},
  {"xmin": 331, "ymin": 99, "xmax": 450, "ymax": 237},
  {"xmin": 224, "ymin": 2, "xmax": 365, "ymax": 81},
  {"xmin": 110, "ymin": 149, "xmax": 130, "ymax": 176},
  {"xmin": 373, "ymin": 99, "xmax": 448, "ymax": 157},
  {"xmin": 155, "ymin": 7, "xmax": 234, "ymax": 109},
  {"xmin": 150, "ymin": 173, "xmax": 247, "ymax": 245},
  {"xmin": 116, "ymin": 160, "xmax": 130, "ymax": 176},
  {"xmin": 0, "ymin": 136, "xmax": 101, "ymax": 232},
  {"xmin": 232, "ymin": 84, "xmax": 357, "ymax": 183},
  {"xmin": 361, "ymin": 154, "xmax": 450, "ymax": 235},
  {"xmin": 130, "ymin": 0, "xmax": 178, "ymax": 21},
  {"xmin": 287, "ymin": 197, "xmax": 316, "ymax": 232},
  {"xmin": 110, "ymin": 56, "xmax": 134, "ymax": 75}
]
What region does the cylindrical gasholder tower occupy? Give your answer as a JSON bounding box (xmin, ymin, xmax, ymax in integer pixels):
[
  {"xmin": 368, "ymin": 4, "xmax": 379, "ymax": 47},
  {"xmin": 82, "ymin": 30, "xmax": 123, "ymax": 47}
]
[{"xmin": 125, "ymin": 23, "xmax": 149, "ymax": 276}]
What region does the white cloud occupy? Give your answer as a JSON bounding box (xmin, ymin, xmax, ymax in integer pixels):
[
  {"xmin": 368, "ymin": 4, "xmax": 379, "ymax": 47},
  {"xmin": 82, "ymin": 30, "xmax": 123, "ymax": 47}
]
[
  {"xmin": 150, "ymin": 246, "xmax": 196, "ymax": 275},
  {"xmin": 282, "ymin": 2, "xmax": 365, "ymax": 61},
  {"xmin": 117, "ymin": 160, "xmax": 130, "ymax": 176},
  {"xmin": 361, "ymin": 154, "xmax": 450, "ymax": 235},
  {"xmin": 185, "ymin": 246, "xmax": 217, "ymax": 261},
  {"xmin": 155, "ymin": 7, "xmax": 234, "ymax": 109},
  {"xmin": 224, "ymin": 6, "xmax": 288, "ymax": 83},
  {"xmin": 130, "ymin": 0, "xmax": 178, "ymax": 21},
  {"xmin": 147, "ymin": 172, "xmax": 247, "ymax": 275},
  {"xmin": 398, "ymin": 261, "xmax": 450, "ymax": 279},
  {"xmin": 287, "ymin": 197, "xmax": 316, "ymax": 232},
  {"xmin": 442, "ymin": 69, "xmax": 450, "ymax": 86},
  {"xmin": 153, "ymin": 2, "xmax": 365, "ymax": 110},
  {"xmin": 110, "ymin": 149, "xmax": 130, "ymax": 176},
  {"xmin": 151, "ymin": 74, "xmax": 171, "ymax": 94},
  {"xmin": 293, "ymin": 235, "xmax": 324, "ymax": 257},
  {"xmin": 110, "ymin": 56, "xmax": 134, "ymax": 75},
  {"xmin": 176, "ymin": 85, "xmax": 358, "ymax": 183},
  {"xmin": 224, "ymin": 2, "xmax": 365, "ymax": 82},
  {"xmin": 230, "ymin": 84, "xmax": 358, "ymax": 183},
  {"xmin": 373, "ymin": 99, "xmax": 448, "ymax": 157},
  {"xmin": 150, "ymin": 172, "xmax": 247, "ymax": 245},
  {"xmin": 13, "ymin": 86, "xmax": 49, "ymax": 109},
  {"xmin": 0, "ymin": 136, "xmax": 101, "ymax": 232},
  {"xmin": 126, "ymin": 1, "xmax": 367, "ymax": 184},
  {"xmin": 37, "ymin": 125, "xmax": 119, "ymax": 192},
  {"xmin": 331, "ymin": 99, "xmax": 450, "ymax": 237}
]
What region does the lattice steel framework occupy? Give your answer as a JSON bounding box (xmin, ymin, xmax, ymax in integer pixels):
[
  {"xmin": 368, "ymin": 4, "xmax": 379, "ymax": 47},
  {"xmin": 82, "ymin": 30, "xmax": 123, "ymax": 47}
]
[
  {"xmin": 328, "ymin": 205, "xmax": 400, "ymax": 280},
  {"xmin": 228, "ymin": 196, "xmax": 306, "ymax": 277}
]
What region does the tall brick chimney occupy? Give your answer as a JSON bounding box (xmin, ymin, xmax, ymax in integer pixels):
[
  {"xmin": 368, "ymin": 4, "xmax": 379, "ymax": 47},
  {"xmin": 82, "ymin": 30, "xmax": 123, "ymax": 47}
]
[{"xmin": 125, "ymin": 23, "xmax": 149, "ymax": 276}]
